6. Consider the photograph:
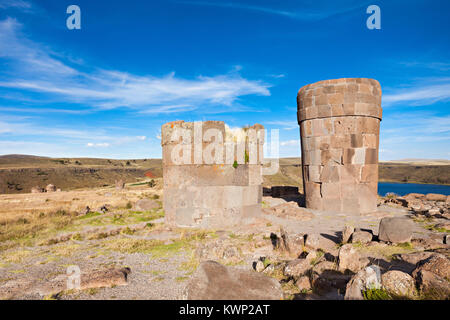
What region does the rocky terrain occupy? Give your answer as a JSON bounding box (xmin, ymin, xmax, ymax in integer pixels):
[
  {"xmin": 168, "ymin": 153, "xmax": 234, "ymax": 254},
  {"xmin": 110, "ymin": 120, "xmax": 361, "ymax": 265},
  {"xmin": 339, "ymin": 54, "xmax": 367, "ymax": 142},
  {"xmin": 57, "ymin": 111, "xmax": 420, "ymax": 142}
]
[{"xmin": 0, "ymin": 181, "xmax": 448, "ymax": 300}]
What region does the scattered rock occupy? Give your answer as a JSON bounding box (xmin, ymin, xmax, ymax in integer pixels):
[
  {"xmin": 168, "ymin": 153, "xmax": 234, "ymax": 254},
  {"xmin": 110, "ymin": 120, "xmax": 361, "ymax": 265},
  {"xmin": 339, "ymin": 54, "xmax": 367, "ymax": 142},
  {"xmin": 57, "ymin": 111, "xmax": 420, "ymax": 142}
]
[
  {"xmin": 414, "ymin": 270, "xmax": 450, "ymax": 299},
  {"xmin": 425, "ymin": 193, "xmax": 447, "ymax": 202},
  {"xmin": 283, "ymin": 259, "xmax": 311, "ymax": 278},
  {"xmin": 338, "ymin": 244, "xmax": 361, "ymax": 273},
  {"xmin": 183, "ymin": 261, "xmax": 283, "ymax": 300},
  {"xmin": 296, "ymin": 276, "xmax": 311, "ymax": 291},
  {"xmin": 404, "ymin": 193, "xmax": 425, "ymax": 200},
  {"xmin": 135, "ymin": 199, "xmax": 159, "ymax": 211},
  {"xmin": 99, "ymin": 204, "xmax": 109, "ymax": 213},
  {"xmin": 412, "ymin": 254, "xmax": 450, "ymax": 280},
  {"xmin": 411, "ymin": 237, "xmax": 446, "ymax": 250},
  {"xmin": 341, "ymin": 226, "xmax": 354, "ymax": 244},
  {"xmin": 279, "ymin": 228, "xmax": 304, "ymax": 257},
  {"xmin": 115, "ymin": 180, "xmax": 125, "ymax": 190},
  {"xmin": 31, "ymin": 186, "xmax": 44, "ymax": 193},
  {"xmin": 266, "ymin": 202, "xmax": 314, "ymax": 221},
  {"xmin": 305, "ymin": 233, "xmax": 338, "ymax": 252},
  {"xmin": 393, "ymin": 251, "xmax": 435, "ymax": 266},
  {"xmin": 344, "ymin": 265, "xmax": 382, "ymax": 300},
  {"xmin": 45, "ymin": 184, "xmax": 57, "ymax": 193},
  {"xmin": 312, "ymin": 261, "xmax": 336, "ymax": 274},
  {"xmin": 311, "ymin": 269, "xmax": 350, "ymax": 295},
  {"xmin": 381, "ymin": 271, "xmax": 416, "ymax": 298},
  {"xmin": 378, "ymin": 217, "xmax": 413, "ymax": 243},
  {"xmin": 254, "ymin": 260, "xmax": 265, "ymax": 272},
  {"xmin": 351, "ymin": 231, "xmax": 373, "ymax": 244}
]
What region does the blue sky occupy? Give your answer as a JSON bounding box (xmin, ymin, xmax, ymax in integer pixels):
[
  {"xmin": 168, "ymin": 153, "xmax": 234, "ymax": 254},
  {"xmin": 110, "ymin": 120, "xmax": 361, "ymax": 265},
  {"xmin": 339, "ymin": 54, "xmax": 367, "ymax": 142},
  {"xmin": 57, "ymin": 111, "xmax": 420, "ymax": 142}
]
[{"xmin": 0, "ymin": 0, "xmax": 449, "ymax": 160}]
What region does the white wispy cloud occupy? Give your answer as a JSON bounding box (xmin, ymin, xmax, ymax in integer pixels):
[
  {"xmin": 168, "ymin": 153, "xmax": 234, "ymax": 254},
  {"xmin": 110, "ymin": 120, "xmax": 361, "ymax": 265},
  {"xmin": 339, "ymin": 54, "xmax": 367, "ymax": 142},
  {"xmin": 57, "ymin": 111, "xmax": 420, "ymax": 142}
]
[
  {"xmin": 0, "ymin": 0, "xmax": 31, "ymax": 10},
  {"xmin": 176, "ymin": 1, "xmax": 371, "ymax": 21},
  {"xmin": 383, "ymin": 78, "xmax": 450, "ymax": 107},
  {"xmin": 87, "ymin": 142, "xmax": 110, "ymax": 148},
  {"xmin": 0, "ymin": 18, "xmax": 270, "ymax": 114}
]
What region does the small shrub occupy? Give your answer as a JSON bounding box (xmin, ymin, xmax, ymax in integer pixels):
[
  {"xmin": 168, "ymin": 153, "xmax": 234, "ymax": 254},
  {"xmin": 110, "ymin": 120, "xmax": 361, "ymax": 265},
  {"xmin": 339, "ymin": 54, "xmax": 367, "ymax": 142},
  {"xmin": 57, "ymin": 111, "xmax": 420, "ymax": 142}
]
[{"xmin": 126, "ymin": 201, "xmax": 132, "ymax": 209}]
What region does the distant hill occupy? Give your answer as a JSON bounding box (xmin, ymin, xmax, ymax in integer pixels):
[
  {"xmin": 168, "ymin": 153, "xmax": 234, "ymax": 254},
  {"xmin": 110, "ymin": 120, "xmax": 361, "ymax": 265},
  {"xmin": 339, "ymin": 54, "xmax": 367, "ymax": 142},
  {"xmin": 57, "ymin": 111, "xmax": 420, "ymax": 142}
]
[{"xmin": 0, "ymin": 155, "xmax": 449, "ymax": 194}]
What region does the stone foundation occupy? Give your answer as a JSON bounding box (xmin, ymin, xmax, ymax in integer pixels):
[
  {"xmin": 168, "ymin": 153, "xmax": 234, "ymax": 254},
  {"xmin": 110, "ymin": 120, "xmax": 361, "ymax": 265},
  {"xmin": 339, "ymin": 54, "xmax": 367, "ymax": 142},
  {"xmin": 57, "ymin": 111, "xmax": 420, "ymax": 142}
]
[
  {"xmin": 297, "ymin": 78, "xmax": 382, "ymax": 214},
  {"xmin": 161, "ymin": 121, "xmax": 264, "ymax": 228}
]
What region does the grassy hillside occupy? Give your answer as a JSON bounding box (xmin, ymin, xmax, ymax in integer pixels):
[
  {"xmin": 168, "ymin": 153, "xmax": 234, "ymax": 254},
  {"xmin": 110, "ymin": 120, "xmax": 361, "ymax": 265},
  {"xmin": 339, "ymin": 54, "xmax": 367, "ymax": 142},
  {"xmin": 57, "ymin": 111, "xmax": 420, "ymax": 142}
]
[{"xmin": 0, "ymin": 155, "xmax": 449, "ymax": 194}]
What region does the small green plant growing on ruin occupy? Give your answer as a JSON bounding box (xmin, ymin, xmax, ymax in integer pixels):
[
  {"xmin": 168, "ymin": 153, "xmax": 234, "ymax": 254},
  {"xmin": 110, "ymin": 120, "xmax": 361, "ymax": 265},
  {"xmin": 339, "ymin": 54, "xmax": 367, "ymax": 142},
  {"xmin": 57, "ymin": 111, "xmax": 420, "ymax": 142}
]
[
  {"xmin": 148, "ymin": 179, "xmax": 156, "ymax": 188},
  {"xmin": 363, "ymin": 288, "xmax": 393, "ymax": 300},
  {"xmin": 232, "ymin": 160, "xmax": 238, "ymax": 169},
  {"xmin": 126, "ymin": 201, "xmax": 132, "ymax": 209},
  {"xmin": 245, "ymin": 151, "xmax": 249, "ymax": 164}
]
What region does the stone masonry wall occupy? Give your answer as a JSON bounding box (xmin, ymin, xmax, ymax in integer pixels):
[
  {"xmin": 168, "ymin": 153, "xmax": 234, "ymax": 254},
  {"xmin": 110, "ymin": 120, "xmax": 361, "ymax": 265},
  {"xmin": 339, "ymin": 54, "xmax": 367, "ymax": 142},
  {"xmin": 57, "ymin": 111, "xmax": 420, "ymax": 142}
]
[
  {"xmin": 161, "ymin": 121, "xmax": 264, "ymax": 228},
  {"xmin": 297, "ymin": 78, "xmax": 382, "ymax": 214}
]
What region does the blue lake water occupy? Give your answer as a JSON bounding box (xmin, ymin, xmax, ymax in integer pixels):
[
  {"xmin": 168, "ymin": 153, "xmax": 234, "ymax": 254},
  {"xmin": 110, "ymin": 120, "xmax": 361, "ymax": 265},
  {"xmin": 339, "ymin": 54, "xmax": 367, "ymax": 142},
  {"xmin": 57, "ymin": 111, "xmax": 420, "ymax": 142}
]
[{"xmin": 378, "ymin": 182, "xmax": 450, "ymax": 196}]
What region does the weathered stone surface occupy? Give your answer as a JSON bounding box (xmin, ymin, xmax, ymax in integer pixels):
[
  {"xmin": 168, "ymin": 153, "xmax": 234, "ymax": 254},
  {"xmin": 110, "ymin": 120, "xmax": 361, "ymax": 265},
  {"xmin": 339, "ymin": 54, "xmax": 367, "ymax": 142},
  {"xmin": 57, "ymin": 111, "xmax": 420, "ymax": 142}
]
[
  {"xmin": 254, "ymin": 260, "xmax": 265, "ymax": 272},
  {"xmin": 351, "ymin": 231, "xmax": 373, "ymax": 244},
  {"xmin": 305, "ymin": 233, "xmax": 338, "ymax": 251},
  {"xmin": 412, "ymin": 254, "xmax": 450, "ymax": 280},
  {"xmin": 414, "ymin": 270, "xmax": 450, "ymax": 299},
  {"xmin": 31, "ymin": 186, "xmax": 44, "ymax": 193},
  {"xmin": 276, "ymin": 228, "xmax": 305, "ymax": 257},
  {"xmin": 393, "ymin": 251, "xmax": 435, "ymax": 266},
  {"xmin": 115, "ymin": 179, "xmax": 125, "ymax": 190},
  {"xmin": 341, "ymin": 225, "xmax": 354, "ymax": 244},
  {"xmin": 425, "ymin": 193, "xmax": 447, "ymax": 202},
  {"xmin": 378, "ymin": 217, "xmax": 413, "ymax": 243},
  {"xmin": 183, "ymin": 261, "xmax": 283, "ymax": 300},
  {"xmin": 45, "ymin": 184, "xmax": 56, "ymax": 192},
  {"xmin": 344, "ymin": 265, "xmax": 381, "ymax": 300},
  {"xmin": 135, "ymin": 199, "xmax": 159, "ymax": 211},
  {"xmin": 162, "ymin": 121, "xmax": 264, "ymax": 228},
  {"xmin": 283, "ymin": 259, "xmax": 311, "ymax": 278},
  {"xmin": 266, "ymin": 202, "xmax": 314, "ymax": 221},
  {"xmin": 296, "ymin": 276, "xmax": 311, "ymax": 291},
  {"xmin": 381, "ymin": 271, "xmax": 416, "ymax": 298},
  {"xmin": 338, "ymin": 244, "xmax": 361, "ymax": 273},
  {"xmin": 298, "ymin": 78, "xmax": 382, "ymax": 214}
]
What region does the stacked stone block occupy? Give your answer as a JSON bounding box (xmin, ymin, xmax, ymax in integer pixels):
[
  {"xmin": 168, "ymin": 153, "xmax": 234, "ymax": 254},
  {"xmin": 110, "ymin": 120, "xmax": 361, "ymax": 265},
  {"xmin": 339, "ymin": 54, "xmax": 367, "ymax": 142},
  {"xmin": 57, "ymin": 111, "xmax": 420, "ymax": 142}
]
[
  {"xmin": 297, "ymin": 78, "xmax": 382, "ymax": 214},
  {"xmin": 161, "ymin": 121, "xmax": 264, "ymax": 228}
]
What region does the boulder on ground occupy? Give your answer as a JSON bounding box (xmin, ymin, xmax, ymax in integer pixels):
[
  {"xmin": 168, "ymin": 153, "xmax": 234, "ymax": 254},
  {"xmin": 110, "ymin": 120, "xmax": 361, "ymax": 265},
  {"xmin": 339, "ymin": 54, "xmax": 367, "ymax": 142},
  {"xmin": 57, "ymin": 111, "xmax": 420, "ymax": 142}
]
[
  {"xmin": 135, "ymin": 199, "xmax": 159, "ymax": 211},
  {"xmin": 341, "ymin": 226, "xmax": 354, "ymax": 244},
  {"xmin": 279, "ymin": 228, "xmax": 304, "ymax": 257},
  {"xmin": 183, "ymin": 261, "xmax": 283, "ymax": 300},
  {"xmin": 351, "ymin": 231, "xmax": 373, "ymax": 244},
  {"xmin": 412, "ymin": 254, "xmax": 450, "ymax": 280},
  {"xmin": 378, "ymin": 217, "xmax": 413, "ymax": 243},
  {"xmin": 414, "ymin": 270, "xmax": 450, "ymax": 299},
  {"xmin": 45, "ymin": 184, "xmax": 56, "ymax": 192},
  {"xmin": 283, "ymin": 259, "xmax": 311, "ymax": 278},
  {"xmin": 425, "ymin": 193, "xmax": 447, "ymax": 202},
  {"xmin": 403, "ymin": 193, "xmax": 425, "ymax": 200},
  {"xmin": 296, "ymin": 276, "xmax": 311, "ymax": 291},
  {"xmin": 338, "ymin": 244, "xmax": 362, "ymax": 273},
  {"xmin": 267, "ymin": 202, "xmax": 314, "ymax": 221},
  {"xmin": 381, "ymin": 271, "xmax": 416, "ymax": 298},
  {"xmin": 305, "ymin": 233, "xmax": 338, "ymax": 252},
  {"xmin": 31, "ymin": 186, "xmax": 44, "ymax": 193},
  {"xmin": 115, "ymin": 180, "xmax": 125, "ymax": 190},
  {"xmin": 344, "ymin": 265, "xmax": 382, "ymax": 300}
]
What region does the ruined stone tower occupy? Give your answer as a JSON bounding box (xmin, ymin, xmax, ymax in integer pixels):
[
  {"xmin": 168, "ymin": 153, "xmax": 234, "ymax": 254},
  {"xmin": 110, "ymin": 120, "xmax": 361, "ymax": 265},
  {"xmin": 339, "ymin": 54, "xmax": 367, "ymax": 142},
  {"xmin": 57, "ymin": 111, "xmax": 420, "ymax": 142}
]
[
  {"xmin": 161, "ymin": 121, "xmax": 264, "ymax": 228},
  {"xmin": 297, "ymin": 78, "xmax": 382, "ymax": 214}
]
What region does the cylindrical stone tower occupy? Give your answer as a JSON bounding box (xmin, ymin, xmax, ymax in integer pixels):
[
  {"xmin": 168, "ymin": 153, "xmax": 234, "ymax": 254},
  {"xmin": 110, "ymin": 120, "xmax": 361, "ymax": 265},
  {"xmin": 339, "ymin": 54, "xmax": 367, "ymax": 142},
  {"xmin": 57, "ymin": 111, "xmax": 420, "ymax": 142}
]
[
  {"xmin": 297, "ymin": 78, "xmax": 382, "ymax": 214},
  {"xmin": 161, "ymin": 120, "xmax": 264, "ymax": 228}
]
